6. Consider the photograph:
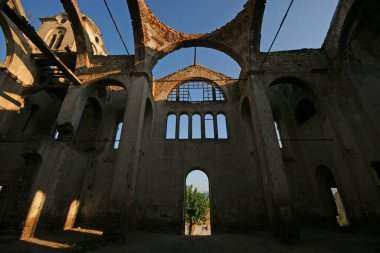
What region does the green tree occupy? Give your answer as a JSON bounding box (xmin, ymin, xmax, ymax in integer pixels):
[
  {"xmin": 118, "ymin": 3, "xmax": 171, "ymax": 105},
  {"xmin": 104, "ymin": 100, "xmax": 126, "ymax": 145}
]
[{"xmin": 185, "ymin": 185, "xmax": 209, "ymax": 235}]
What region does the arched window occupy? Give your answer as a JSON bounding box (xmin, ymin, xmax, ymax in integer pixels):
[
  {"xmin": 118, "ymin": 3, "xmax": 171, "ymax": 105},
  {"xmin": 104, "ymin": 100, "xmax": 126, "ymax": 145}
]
[
  {"xmin": 192, "ymin": 114, "xmax": 202, "ymax": 139},
  {"xmin": 48, "ymin": 34, "xmax": 57, "ymax": 48},
  {"xmin": 53, "ymin": 33, "xmax": 64, "ymax": 49},
  {"xmin": 295, "ymin": 99, "xmax": 316, "ymax": 125},
  {"xmin": 204, "ymin": 114, "xmax": 214, "ymax": 139},
  {"xmin": 216, "ymin": 114, "xmax": 228, "ymax": 139},
  {"xmin": 166, "ymin": 114, "xmax": 176, "ymax": 139},
  {"xmin": 167, "ymin": 81, "xmax": 225, "ymax": 103},
  {"xmin": 46, "ymin": 28, "xmax": 66, "ymax": 50},
  {"xmin": 179, "ymin": 114, "xmax": 189, "ymax": 139}
]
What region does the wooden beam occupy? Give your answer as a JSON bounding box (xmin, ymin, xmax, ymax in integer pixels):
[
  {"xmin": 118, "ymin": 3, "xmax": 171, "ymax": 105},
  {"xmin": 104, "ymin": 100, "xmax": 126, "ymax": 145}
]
[{"xmin": 2, "ymin": 4, "xmax": 82, "ymax": 86}]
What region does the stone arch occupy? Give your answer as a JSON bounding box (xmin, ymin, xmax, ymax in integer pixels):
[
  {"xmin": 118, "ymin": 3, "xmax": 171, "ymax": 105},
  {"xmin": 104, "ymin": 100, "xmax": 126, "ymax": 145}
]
[
  {"xmin": 0, "ymin": 11, "xmax": 16, "ymax": 66},
  {"xmin": 151, "ymin": 40, "xmax": 245, "ymax": 71},
  {"xmin": 57, "ymin": 78, "xmax": 126, "ymax": 136}
]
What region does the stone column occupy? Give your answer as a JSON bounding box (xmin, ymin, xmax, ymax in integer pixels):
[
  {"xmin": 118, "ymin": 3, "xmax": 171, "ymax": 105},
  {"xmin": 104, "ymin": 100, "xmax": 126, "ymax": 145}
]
[
  {"xmin": 249, "ymin": 74, "xmax": 298, "ymax": 241},
  {"xmin": 107, "ymin": 75, "xmax": 149, "ymax": 236}
]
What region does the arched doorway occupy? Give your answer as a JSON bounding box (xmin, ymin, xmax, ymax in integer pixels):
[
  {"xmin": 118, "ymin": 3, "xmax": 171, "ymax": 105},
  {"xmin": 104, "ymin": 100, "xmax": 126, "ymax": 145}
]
[
  {"xmin": 316, "ymin": 166, "xmax": 350, "ymax": 227},
  {"xmin": 185, "ymin": 170, "xmax": 211, "ymax": 236}
]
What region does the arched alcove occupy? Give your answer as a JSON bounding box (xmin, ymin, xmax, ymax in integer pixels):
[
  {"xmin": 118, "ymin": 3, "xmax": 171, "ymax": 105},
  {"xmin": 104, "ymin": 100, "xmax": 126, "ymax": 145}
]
[
  {"xmin": 185, "ymin": 169, "xmax": 211, "ymax": 236},
  {"xmin": 75, "ymin": 97, "xmax": 102, "ymax": 153}
]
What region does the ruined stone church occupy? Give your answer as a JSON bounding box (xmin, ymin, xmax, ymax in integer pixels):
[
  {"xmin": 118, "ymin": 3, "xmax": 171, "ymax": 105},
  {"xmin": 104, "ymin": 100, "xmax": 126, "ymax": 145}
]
[{"xmin": 0, "ymin": 0, "xmax": 379, "ymax": 252}]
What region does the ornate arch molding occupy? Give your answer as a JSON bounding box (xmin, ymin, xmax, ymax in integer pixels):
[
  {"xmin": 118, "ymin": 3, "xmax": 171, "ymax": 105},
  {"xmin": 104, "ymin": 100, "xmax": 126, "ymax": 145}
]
[{"xmin": 129, "ymin": 0, "xmax": 259, "ymax": 71}]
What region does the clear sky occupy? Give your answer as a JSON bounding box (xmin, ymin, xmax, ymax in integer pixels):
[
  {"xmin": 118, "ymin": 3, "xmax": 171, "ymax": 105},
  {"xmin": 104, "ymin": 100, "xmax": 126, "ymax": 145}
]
[
  {"xmin": 187, "ymin": 170, "xmax": 209, "ymax": 193},
  {"xmin": 0, "ymin": 0, "xmax": 338, "ymax": 193}
]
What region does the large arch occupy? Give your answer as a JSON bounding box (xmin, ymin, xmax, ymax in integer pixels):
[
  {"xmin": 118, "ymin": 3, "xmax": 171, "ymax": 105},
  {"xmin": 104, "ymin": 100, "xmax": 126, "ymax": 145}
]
[
  {"xmin": 128, "ymin": 0, "xmax": 258, "ymax": 70},
  {"xmin": 56, "ymin": 78, "xmax": 126, "ymax": 135}
]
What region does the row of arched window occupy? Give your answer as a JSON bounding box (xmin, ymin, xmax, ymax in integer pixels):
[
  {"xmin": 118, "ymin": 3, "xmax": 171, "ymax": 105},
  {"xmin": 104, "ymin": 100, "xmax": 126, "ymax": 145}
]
[{"xmin": 166, "ymin": 113, "xmax": 228, "ymax": 140}]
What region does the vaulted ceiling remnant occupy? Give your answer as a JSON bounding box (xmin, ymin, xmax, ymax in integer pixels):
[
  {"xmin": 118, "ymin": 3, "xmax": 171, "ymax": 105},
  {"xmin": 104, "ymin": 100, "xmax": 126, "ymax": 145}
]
[{"xmin": 128, "ymin": 0, "xmax": 265, "ymax": 70}]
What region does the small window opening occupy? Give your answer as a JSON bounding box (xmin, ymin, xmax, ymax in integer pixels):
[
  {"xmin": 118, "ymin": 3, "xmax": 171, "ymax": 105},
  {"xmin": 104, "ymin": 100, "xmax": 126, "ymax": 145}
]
[
  {"xmin": 53, "ymin": 34, "xmax": 64, "ymax": 49},
  {"xmin": 192, "ymin": 114, "xmax": 201, "ymax": 139},
  {"xmin": 53, "ymin": 130, "xmax": 60, "ymax": 140},
  {"xmin": 204, "ymin": 114, "xmax": 214, "ymax": 139},
  {"xmin": 48, "ymin": 34, "xmax": 57, "ymax": 48},
  {"xmin": 114, "ymin": 122, "xmax": 123, "ymax": 149},
  {"xmin": 217, "ymin": 114, "xmax": 228, "ymax": 139},
  {"xmin": 371, "ymin": 161, "xmax": 380, "ymax": 185},
  {"xmin": 274, "ymin": 121, "xmax": 283, "ymax": 149},
  {"xmin": 168, "ymin": 81, "xmax": 224, "ymax": 103},
  {"xmin": 179, "ymin": 114, "xmax": 189, "ymax": 139},
  {"xmin": 185, "ymin": 170, "xmax": 211, "ymax": 236},
  {"xmin": 166, "ymin": 114, "xmax": 176, "ymax": 139},
  {"xmin": 295, "ymin": 99, "xmax": 316, "ymax": 125}
]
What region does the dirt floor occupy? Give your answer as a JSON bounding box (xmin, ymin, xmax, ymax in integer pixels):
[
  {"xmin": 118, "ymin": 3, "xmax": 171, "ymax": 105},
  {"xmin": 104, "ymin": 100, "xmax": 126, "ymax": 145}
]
[{"xmin": 1, "ymin": 227, "xmax": 379, "ymax": 253}]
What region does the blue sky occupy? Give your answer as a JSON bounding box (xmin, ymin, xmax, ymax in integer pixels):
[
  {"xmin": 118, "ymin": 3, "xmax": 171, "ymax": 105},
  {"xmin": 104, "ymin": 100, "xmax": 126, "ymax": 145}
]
[{"xmin": 187, "ymin": 170, "xmax": 209, "ymax": 193}]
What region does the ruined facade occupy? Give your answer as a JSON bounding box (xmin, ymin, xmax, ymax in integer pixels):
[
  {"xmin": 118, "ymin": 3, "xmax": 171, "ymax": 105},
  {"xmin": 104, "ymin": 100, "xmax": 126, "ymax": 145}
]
[{"xmin": 0, "ymin": 0, "xmax": 380, "ymax": 247}]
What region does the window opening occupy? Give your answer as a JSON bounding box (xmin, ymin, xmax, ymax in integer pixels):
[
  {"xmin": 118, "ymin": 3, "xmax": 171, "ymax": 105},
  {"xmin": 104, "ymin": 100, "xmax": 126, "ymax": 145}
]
[
  {"xmin": 192, "ymin": 114, "xmax": 202, "ymax": 139},
  {"xmin": 274, "ymin": 121, "xmax": 283, "ymax": 149},
  {"xmin": 205, "ymin": 114, "xmax": 214, "ymax": 139},
  {"xmin": 179, "ymin": 114, "xmax": 189, "ymax": 139},
  {"xmin": 114, "ymin": 122, "xmax": 123, "ymax": 149},
  {"xmin": 166, "ymin": 114, "xmax": 176, "ymax": 139},
  {"xmin": 53, "ymin": 34, "xmax": 64, "ymax": 49},
  {"xmin": 217, "ymin": 114, "xmax": 228, "ymax": 139},
  {"xmin": 185, "ymin": 170, "xmax": 211, "ymax": 236},
  {"xmin": 48, "ymin": 34, "xmax": 57, "ymax": 48},
  {"xmin": 53, "ymin": 130, "xmax": 60, "ymax": 140},
  {"xmin": 168, "ymin": 81, "xmax": 224, "ymax": 103}
]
